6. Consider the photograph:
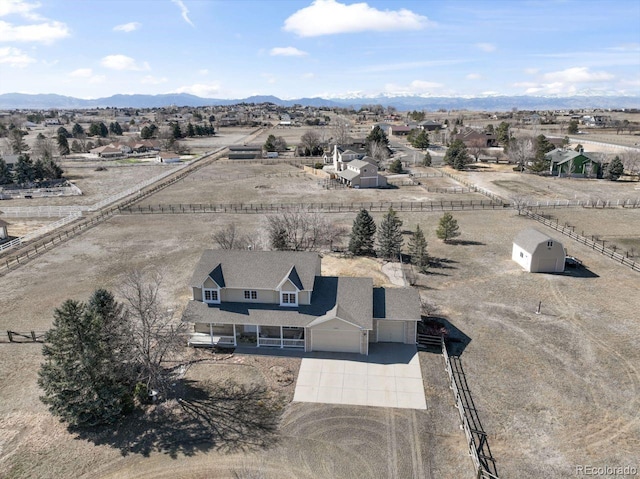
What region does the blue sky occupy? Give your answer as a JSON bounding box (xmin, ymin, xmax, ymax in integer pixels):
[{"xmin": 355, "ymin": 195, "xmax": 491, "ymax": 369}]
[{"xmin": 1, "ymin": 0, "xmax": 639, "ymax": 99}]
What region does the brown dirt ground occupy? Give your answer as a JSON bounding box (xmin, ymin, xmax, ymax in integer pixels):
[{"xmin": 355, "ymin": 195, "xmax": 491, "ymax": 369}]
[{"xmin": 2, "ymin": 161, "xmax": 640, "ymax": 477}]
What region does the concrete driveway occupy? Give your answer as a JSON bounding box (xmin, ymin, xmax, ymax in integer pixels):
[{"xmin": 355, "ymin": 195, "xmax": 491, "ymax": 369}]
[{"xmin": 293, "ymin": 344, "xmax": 426, "ymax": 409}]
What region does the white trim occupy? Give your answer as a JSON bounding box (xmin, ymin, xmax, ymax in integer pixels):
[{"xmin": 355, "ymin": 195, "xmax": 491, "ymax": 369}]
[
  {"xmin": 280, "ymin": 291, "xmax": 298, "ymax": 307},
  {"xmin": 203, "ymin": 287, "xmax": 220, "ymax": 304}
]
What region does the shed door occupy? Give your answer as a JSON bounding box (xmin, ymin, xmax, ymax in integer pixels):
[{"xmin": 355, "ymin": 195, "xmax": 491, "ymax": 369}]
[
  {"xmin": 311, "ymin": 330, "xmax": 361, "ymax": 353},
  {"xmin": 538, "ymin": 258, "xmax": 558, "ymax": 272},
  {"xmin": 377, "ymin": 320, "xmax": 405, "ymax": 343}
]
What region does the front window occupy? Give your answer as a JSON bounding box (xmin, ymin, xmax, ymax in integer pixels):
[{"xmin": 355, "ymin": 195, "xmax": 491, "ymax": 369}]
[
  {"xmin": 244, "ymin": 290, "xmax": 258, "ymax": 300},
  {"xmin": 203, "ymin": 288, "xmax": 219, "ymax": 304},
  {"xmin": 281, "ymin": 292, "xmax": 298, "ymax": 306}
]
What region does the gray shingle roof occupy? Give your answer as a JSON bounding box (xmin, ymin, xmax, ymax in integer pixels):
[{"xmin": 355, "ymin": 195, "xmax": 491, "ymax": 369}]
[
  {"xmin": 184, "ymin": 276, "xmax": 373, "ymax": 329},
  {"xmin": 373, "ymin": 287, "xmax": 421, "ymax": 320},
  {"xmin": 189, "ymin": 250, "xmax": 319, "ymax": 290},
  {"xmin": 349, "ymin": 159, "xmax": 373, "ymax": 170},
  {"xmin": 513, "ymin": 228, "xmax": 562, "ymax": 253},
  {"xmin": 338, "ymin": 169, "xmax": 360, "ymax": 181}
]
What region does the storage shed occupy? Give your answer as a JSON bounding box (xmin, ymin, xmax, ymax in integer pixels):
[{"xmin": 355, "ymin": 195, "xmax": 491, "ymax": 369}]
[{"xmin": 512, "ymin": 228, "xmax": 565, "ymax": 273}]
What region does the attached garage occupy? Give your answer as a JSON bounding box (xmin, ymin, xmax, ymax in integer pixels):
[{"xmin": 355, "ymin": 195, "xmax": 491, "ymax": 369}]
[
  {"xmin": 311, "ymin": 330, "xmax": 361, "ymax": 353},
  {"xmin": 377, "ymin": 320, "xmax": 405, "ymax": 342}
]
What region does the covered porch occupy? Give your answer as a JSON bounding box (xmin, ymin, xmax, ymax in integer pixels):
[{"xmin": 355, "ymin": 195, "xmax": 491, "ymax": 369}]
[
  {"xmin": 188, "ymin": 323, "xmax": 237, "ymax": 347},
  {"xmin": 258, "ymin": 325, "xmax": 305, "ymax": 349}
]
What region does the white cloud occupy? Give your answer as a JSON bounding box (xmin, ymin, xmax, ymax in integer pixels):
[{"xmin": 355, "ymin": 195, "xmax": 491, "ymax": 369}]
[
  {"xmin": 466, "ymin": 73, "xmax": 481, "ymax": 80},
  {"xmin": 301, "ymin": 72, "xmax": 315, "ymax": 79},
  {"xmin": 0, "ymin": 0, "xmax": 42, "ymax": 20},
  {"xmin": 69, "ymin": 68, "xmax": 93, "ymax": 78},
  {"xmin": 512, "ymin": 81, "xmax": 539, "ymax": 88},
  {"xmin": 475, "ymin": 43, "xmax": 496, "ymax": 53},
  {"xmin": 0, "ymin": 19, "xmax": 70, "ymax": 43},
  {"xmin": 141, "ymin": 75, "xmax": 168, "ymax": 85},
  {"xmin": 0, "ymin": 46, "xmax": 35, "ymax": 67},
  {"xmin": 542, "ymin": 67, "xmax": 614, "ymax": 82},
  {"xmin": 283, "ymin": 0, "xmax": 431, "ymax": 37},
  {"xmin": 269, "ymin": 46, "xmax": 308, "ymax": 57},
  {"xmin": 88, "ymin": 75, "xmax": 106, "ymax": 84},
  {"xmin": 171, "ymin": 0, "xmax": 194, "ymax": 27},
  {"xmin": 362, "ymin": 59, "xmax": 468, "ymax": 73},
  {"xmin": 384, "ymin": 79, "xmax": 444, "ymax": 95},
  {"xmin": 174, "ymin": 82, "xmax": 221, "ymax": 97},
  {"xmin": 524, "ymin": 67, "xmax": 539, "ymax": 75},
  {"xmin": 113, "ymin": 22, "xmax": 141, "ymax": 32},
  {"xmin": 261, "ymin": 73, "xmax": 277, "ymax": 84},
  {"xmin": 198, "ymin": 68, "xmax": 208, "ymax": 75},
  {"xmin": 100, "ymin": 54, "xmax": 150, "ymax": 71}
]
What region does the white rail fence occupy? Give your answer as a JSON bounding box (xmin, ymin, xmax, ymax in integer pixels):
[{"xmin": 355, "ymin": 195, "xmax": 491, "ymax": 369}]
[{"xmin": 0, "ymin": 212, "xmax": 81, "ymax": 252}]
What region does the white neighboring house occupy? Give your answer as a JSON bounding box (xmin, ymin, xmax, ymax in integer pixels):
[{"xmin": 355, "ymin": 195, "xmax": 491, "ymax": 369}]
[
  {"xmin": 0, "ymin": 218, "xmax": 8, "ymax": 240},
  {"xmin": 512, "ymin": 228, "xmax": 565, "ymax": 273},
  {"xmin": 156, "ymin": 151, "xmax": 181, "ymax": 163},
  {"xmin": 336, "ymin": 159, "xmax": 387, "ymax": 188}
]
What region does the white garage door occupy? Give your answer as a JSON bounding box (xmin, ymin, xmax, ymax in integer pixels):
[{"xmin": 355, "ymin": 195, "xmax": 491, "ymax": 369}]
[
  {"xmin": 538, "ymin": 258, "xmax": 558, "ymax": 272},
  {"xmin": 311, "ymin": 330, "xmax": 361, "ymax": 353},
  {"xmin": 377, "ymin": 320, "xmax": 405, "ymax": 343}
]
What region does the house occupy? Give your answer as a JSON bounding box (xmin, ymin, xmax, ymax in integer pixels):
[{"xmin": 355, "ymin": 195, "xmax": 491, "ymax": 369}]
[
  {"xmin": 418, "ymin": 120, "xmax": 443, "ymax": 131},
  {"xmin": 156, "ymin": 151, "xmax": 181, "ymax": 163},
  {"xmin": 183, "ymin": 251, "xmax": 420, "ymax": 355},
  {"xmin": 228, "ymin": 145, "xmax": 262, "ymax": 160},
  {"xmin": 329, "ymin": 144, "xmax": 367, "ymax": 169},
  {"xmin": 0, "ymin": 218, "xmax": 8, "ymax": 241},
  {"xmin": 545, "ymin": 148, "xmax": 601, "ymax": 177},
  {"xmin": 336, "ymin": 159, "xmax": 387, "ymax": 188},
  {"xmin": 0, "ymin": 154, "xmax": 20, "ymax": 169},
  {"xmin": 452, "ymin": 128, "xmax": 498, "ymax": 147},
  {"xmin": 388, "ymin": 125, "xmax": 412, "ymax": 136},
  {"xmin": 512, "ymin": 229, "xmax": 565, "ymax": 273},
  {"xmin": 89, "ymin": 145, "xmax": 123, "ymax": 159}
]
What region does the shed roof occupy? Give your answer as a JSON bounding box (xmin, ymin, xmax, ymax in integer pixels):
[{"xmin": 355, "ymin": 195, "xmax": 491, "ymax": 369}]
[
  {"xmin": 338, "ymin": 169, "xmax": 360, "ymax": 181},
  {"xmin": 513, "ymin": 228, "xmax": 562, "ymax": 253}
]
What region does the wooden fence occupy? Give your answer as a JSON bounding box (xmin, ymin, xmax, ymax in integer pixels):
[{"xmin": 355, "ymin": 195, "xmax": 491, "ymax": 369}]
[
  {"xmin": 121, "ymin": 199, "xmax": 506, "ymax": 215},
  {"xmin": 441, "ymin": 336, "xmax": 499, "ymax": 479},
  {"xmin": 524, "ymin": 210, "xmax": 640, "ymax": 272},
  {"xmin": 3, "ymin": 330, "xmax": 46, "ymax": 343}
]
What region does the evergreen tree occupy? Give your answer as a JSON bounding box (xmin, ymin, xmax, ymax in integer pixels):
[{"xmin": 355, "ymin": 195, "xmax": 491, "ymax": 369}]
[
  {"xmin": 410, "ymin": 129, "xmax": 430, "ymax": 149},
  {"xmin": 98, "ymin": 122, "xmax": 109, "ymax": 138},
  {"xmin": 436, "ymin": 212, "xmax": 460, "ymax": 242},
  {"xmin": 38, "ymin": 291, "xmax": 134, "ymax": 427},
  {"xmin": 88, "ymin": 123, "xmax": 100, "ymax": 137},
  {"xmin": 496, "ymin": 121, "xmax": 510, "ymax": 145},
  {"xmin": 422, "ymin": 151, "xmax": 432, "ymax": 167},
  {"xmin": 57, "ymin": 126, "xmax": 71, "ymax": 138},
  {"xmin": 377, "ymin": 207, "xmax": 403, "ymax": 259},
  {"xmin": 348, "ymin": 208, "xmax": 377, "ymax": 256},
  {"xmin": 605, "ymin": 156, "xmax": 624, "ymax": 181},
  {"xmin": 14, "ymin": 154, "xmax": 35, "ymax": 185},
  {"xmin": 567, "ymin": 120, "xmax": 579, "ymax": 134},
  {"xmin": 33, "ymin": 158, "xmax": 45, "ymax": 182},
  {"xmin": 9, "ymin": 128, "xmax": 29, "ymax": 154},
  {"xmin": 264, "ymin": 134, "xmax": 277, "ymax": 152},
  {"xmin": 109, "ymin": 122, "xmax": 123, "ymax": 136},
  {"xmin": 171, "ymin": 123, "xmax": 183, "ymax": 140},
  {"xmin": 140, "ymin": 126, "xmax": 153, "ymax": 139},
  {"xmin": 365, "ymin": 125, "xmax": 389, "ymax": 155},
  {"xmin": 186, "ymin": 123, "xmax": 195, "ymax": 137},
  {"xmin": 388, "ymin": 159, "xmax": 403, "ymax": 173},
  {"xmin": 444, "ymin": 139, "xmax": 470, "ymax": 170},
  {"xmin": 270, "ymin": 227, "xmax": 289, "ymax": 251},
  {"xmin": 57, "ymin": 134, "xmax": 70, "ymax": 156},
  {"xmin": 0, "ymin": 158, "xmax": 12, "ymax": 184},
  {"xmin": 72, "ymin": 123, "xmax": 84, "ymax": 138},
  {"xmin": 44, "ymin": 158, "xmax": 63, "ymax": 179},
  {"xmin": 408, "ymin": 225, "xmax": 429, "ymax": 272}
]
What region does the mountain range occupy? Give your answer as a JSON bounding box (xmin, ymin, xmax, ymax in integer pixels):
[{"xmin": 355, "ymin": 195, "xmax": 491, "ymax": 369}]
[{"xmin": 0, "ymin": 92, "xmax": 638, "ymax": 111}]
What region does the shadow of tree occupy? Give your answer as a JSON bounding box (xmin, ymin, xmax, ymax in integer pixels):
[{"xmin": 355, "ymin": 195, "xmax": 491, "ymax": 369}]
[
  {"xmin": 428, "ymin": 257, "xmax": 458, "ymax": 270},
  {"xmin": 70, "ymin": 379, "xmax": 284, "ymax": 459},
  {"xmin": 447, "ymin": 239, "xmax": 485, "ymax": 246}
]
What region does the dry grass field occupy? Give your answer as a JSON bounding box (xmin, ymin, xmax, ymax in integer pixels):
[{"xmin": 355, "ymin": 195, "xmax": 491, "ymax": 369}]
[{"xmin": 2, "ymin": 158, "xmax": 640, "ymax": 478}]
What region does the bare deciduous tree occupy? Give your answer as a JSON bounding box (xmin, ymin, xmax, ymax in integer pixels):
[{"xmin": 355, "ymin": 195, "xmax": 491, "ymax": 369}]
[
  {"xmin": 299, "ymin": 130, "xmax": 321, "ymax": 155},
  {"xmin": 213, "ymin": 224, "xmax": 249, "ymax": 250},
  {"xmin": 508, "ymin": 136, "xmax": 534, "ymax": 171},
  {"xmin": 332, "ymin": 120, "xmax": 352, "ymax": 145},
  {"xmin": 368, "ymin": 141, "xmax": 389, "ymax": 165},
  {"xmin": 467, "ymin": 138, "xmax": 486, "ymax": 161},
  {"xmin": 119, "ymin": 269, "xmax": 187, "ymax": 395},
  {"xmin": 265, "ymin": 210, "xmax": 343, "ymax": 251}
]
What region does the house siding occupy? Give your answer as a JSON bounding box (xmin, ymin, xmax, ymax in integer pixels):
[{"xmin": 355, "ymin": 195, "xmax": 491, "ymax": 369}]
[
  {"xmin": 222, "ymin": 288, "xmax": 279, "ymax": 304},
  {"xmin": 193, "ymin": 287, "xmax": 203, "ymax": 301},
  {"xmin": 405, "ymin": 321, "xmax": 416, "ymax": 344},
  {"xmin": 299, "ymin": 290, "xmax": 311, "ymax": 305}
]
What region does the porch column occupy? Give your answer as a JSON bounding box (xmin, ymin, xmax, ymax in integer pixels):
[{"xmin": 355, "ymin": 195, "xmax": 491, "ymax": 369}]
[
  {"xmin": 232, "ymin": 324, "xmax": 237, "ymax": 346},
  {"xmin": 280, "ymin": 326, "xmax": 284, "ymax": 348},
  {"xmin": 210, "ymin": 323, "xmax": 214, "ymax": 346},
  {"xmin": 257, "ymin": 325, "xmax": 261, "ymax": 347}
]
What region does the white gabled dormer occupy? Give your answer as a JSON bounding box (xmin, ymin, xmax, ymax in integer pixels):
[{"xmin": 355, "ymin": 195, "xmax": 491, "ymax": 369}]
[
  {"xmin": 276, "ymin": 265, "xmax": 302, "ymax": 307},
  {"xmin": 202, "ymin": 276, "xmax": 221, "ymax": 304}
]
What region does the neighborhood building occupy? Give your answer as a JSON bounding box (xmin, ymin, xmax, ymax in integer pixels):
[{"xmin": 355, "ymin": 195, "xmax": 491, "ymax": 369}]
[
  {"xmin": 336, "ymin": 159, "xmax": 387, "ymax": 188},
  {"xmin": 228, "ymin": 145, "xmax": 262, "ymax": 160},
  {"xmin": 156, "ymin": 151, "xmax": 181, "ymax": 163},
  {"xmin": 0, "ymin": 218, "xmax": 8, "ymax": 240},
  {"xmin": 544, "ymin": 148, "xmax": 601, "ymax": 177},
  {"xmin": 512, "ymin": 228, "xmax": 565, "ymax": 273},
  {"xmin": 452, "ymin": 128, "xmax": 498, "ymax": 147},
  {"xmin": 183, "ymin": 250, "xmax": 420, "ymax": 355}
]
